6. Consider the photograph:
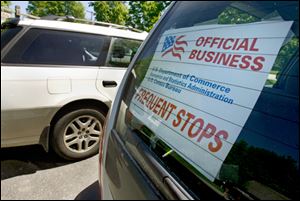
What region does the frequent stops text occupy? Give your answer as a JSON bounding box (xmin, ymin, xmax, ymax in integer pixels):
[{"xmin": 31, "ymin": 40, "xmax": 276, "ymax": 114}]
[{"xmin": 134, "ymin": 87, "xmax": 229, "ymax": 153}]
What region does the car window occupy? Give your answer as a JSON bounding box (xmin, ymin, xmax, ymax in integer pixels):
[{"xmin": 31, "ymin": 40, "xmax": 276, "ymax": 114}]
[
  {"xmin": 1, "ymin": 26, "xmax": 22, "ymax": 51},
  {"xmin": 114, "ymin": 1, "xmax": 299, "ymax": 200},
  {"xmin": 2, "ymin": 28, "xmax": 110, "ymax": 66},
  {"xmin": 106, "ymin": 37, "xmax": 143, "ymax": 67}
]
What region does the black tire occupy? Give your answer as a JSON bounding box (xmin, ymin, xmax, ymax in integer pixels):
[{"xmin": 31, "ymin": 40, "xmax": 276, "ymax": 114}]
[{"xmin": 51, "ymin": 108, "xmax": 106, "ymax": 160}]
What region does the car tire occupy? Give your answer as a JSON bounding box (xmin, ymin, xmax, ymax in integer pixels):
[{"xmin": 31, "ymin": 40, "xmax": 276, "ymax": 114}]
[{"xmin": 51, "ymin": 108, "xmax": 106, "ymax": 160}]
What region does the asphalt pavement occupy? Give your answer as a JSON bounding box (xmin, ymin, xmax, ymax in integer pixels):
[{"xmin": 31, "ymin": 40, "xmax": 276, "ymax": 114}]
[{"xmin": 1, "ymin": 145, "xmax": 100, "ymax": 200}]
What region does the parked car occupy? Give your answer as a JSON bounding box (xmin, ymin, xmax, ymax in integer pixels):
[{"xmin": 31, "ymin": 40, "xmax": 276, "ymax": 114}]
[
  {"xmin": 1, "ymin": 17, "xmax": 147, "ymax": 160},
  {"xmin": 100, "ymin": 1, "xmax": 299, "ymax": 200}
]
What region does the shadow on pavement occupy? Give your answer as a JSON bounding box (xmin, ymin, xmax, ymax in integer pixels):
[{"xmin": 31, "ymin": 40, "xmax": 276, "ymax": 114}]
[
  {"xmin": 1, "ymin": 145, "xmax": 72, "ymax": 180},
  {"xmin": 75, "ymin": 181, "xmax": 101, "ymax": 200}
]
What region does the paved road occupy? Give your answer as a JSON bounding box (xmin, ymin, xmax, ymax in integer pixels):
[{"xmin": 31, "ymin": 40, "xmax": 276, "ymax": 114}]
[{"xmin": 1, "ymin": 145, "xmax": 100, "ymax": 200}]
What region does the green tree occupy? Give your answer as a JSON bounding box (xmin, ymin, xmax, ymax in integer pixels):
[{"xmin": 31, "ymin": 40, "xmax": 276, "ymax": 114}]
[
  {"xmin": 218, "ymin": 7, "xmax": 259, "ymax": 24},
  {"xmin": 1, "ymin": 1, "xmax": 11, "ymax": 7},
  {"xmin": 127, "ymin": 1, "xmax": 171, "ymax": 32},
  {"xmin": 89, "ymin": 1, "xmax": 128, "ymax": 25},
  {"xmin": 224, "ymin": 140, "xmax": 299, "ymax": 199},
  {"xmin": 26, "ymin": 1, "xmax": 85, "ymax": 19}
]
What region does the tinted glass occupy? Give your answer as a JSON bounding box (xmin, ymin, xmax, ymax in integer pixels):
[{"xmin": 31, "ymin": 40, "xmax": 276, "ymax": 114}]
[
  {"xmin": 106, "ymin": 37, "xmax": 143, "ymax": 67},
  {"xmin": 3, "ymin": 29, "xmax": 109, "ymax": 66},
  {"xmin": 114, "ymin": 1, "xmax": 299, "ymax": 200},
  {"xmin": 1, "ymin": 26, "xmax": 22, "ymax": 50}
]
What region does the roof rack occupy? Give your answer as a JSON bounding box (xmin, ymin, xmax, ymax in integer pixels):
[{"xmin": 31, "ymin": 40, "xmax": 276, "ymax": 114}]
[
  {"xmin": 40, "ymin": 15, "xmax": 145, "ymax": 33},
  {"xmin": 2, "ymin": 6, "xmax": 145, "ymax": 33}
]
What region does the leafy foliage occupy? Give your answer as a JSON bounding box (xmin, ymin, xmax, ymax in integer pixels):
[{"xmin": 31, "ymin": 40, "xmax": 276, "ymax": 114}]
[
  {"xmin": 27, "ymin": 1, "xmax": 85, "ymax": 19},
  {"xmin": 1, "ymin": 1, "xmax": 11, "ymax": 8},
  {"xmin": 224, "ymin": 140, "xmax": 299, "ymax": 199},
  {"xmin": 1, "ymin": 1, "xmax": 11, "ymax": 7},
  {"xmin": 218, "ymin": 7, "xmax": 259, "ymax": 24},
  {"xmin": 89, "ymin": 1, "xmax": 128, "ymax": 25},
  {"xmin": 126, "ymin": 1, "xmax": 172, "ymax": 32}
]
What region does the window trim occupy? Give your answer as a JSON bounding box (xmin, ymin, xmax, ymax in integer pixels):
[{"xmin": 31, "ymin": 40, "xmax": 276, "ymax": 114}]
[
  {"xmin": 1, "ymin": 25, "xmax": 29, "ymax": 61},
  {"xmin": 105, "ymin": 36, "xmax": 144, "ymax": 68},
  {"xmin": 2, "ymin": 27, "xmax": 112, "ymax": 67}
]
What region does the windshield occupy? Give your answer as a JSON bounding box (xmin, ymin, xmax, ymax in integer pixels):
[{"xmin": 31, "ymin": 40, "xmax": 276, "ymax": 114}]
[{"xmin": 115, "ymin": 1, "xmax": 299, "ymax": 199}]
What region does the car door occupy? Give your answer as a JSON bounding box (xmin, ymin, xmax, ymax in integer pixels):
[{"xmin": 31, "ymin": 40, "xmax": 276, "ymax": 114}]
[{"xmin": 96, "ymin": 37, "xmax": 144, "ymax": 101}]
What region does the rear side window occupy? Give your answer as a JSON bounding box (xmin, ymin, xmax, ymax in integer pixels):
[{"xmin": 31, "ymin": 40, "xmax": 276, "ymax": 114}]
[
  {"xmin": 115, "ymin": 1, "xmax": 299, "ymax": 200},
  {"xmin": 106, "ymin": 37, "xmax": 143, "ymax": 68},
  {"xmin": 3, "ymin": 29, "xmax": 110, "ymax": 66},
  {"xmin": 1, "ymin": 26, "xmax": 22, "ymax": 50}
]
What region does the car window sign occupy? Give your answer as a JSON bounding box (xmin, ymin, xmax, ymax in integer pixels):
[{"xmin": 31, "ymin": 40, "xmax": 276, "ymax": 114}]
[{"xmin": 129, "ymin": 20, "xmax": 293, "ymax": 181}]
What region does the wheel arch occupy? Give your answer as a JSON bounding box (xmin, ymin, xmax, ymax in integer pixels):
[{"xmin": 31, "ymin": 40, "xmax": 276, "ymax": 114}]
[
  {"xmin": 40, "ymin": 99, "xmax": 110, "ymax": 153},
  {"xmin": 50, "ymin": 98, "xmax": 110, "ymax": 128}
]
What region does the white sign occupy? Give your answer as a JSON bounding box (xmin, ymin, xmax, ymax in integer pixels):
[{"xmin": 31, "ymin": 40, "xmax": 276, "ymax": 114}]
[{"xmin": 129, "ymin": 21, "xmax": 293, "ymax": 181}]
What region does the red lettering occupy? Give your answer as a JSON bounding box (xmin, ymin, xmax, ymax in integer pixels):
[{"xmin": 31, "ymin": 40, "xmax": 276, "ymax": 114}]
[
  {"xmin": 232, "ymin": 38, "xmax": 240, "ymax": 50},
  {"xmin": 217, "ymin": 38, "xmax": 225, "ymax": 48},
  {"xmin": 196, "ymin": 50, "xmax": 206, "ymax": 61},
  {"xmin": 165, "ymin": 104, "xmax": 177, "ymax": 121},
  {"xmin": 149, "ymin": 96, "xmax": 159, "ymax": 110},
  {"xmin": 251, "ymin": 56, "xmax": 265, "ymax": 71},
  {"xmin": 139, "ymin": 89, "xmax": 147, "ymax": 105},
  {"xmin": 208, "ymin": 130, "xmax": 228, "ymax": 152},
  {"xmin": 239, "ymin": 55, "xmax": 252, "ymax": 69},
  {"xmin": 210, "ymin": 37, "xmax": 220, "ymax": 48},
  {"xmin": 189, "ymin": 49, "xmax": 198, "ymax": 59},
  {"xmin": 143, "ymin": 91, "xmax": 150, "ymax": 103},
  {"xmin": 204, "ymin": 51, "xmax": 215, "ymax": 62},
  {"xmin": 135, "ymin": 88, "xmax": 144, "ymax": 101},
  {"xmin": 203, "ymin": 37, "xmax": 213, "ymax": 47},
  {"xmin": 181, "ymin": 112, "xmax": 195, "ymax": 132},
  {"xmin": 217, "ymin": 53, "xmax": 231, "ymax": 66},
  {"xmin": 228, "ymin": 54, "xmax": 241, "ymax": 68},
  {"xmin": 236, "ymin": 39, "xmax": 249, "ymax": 51},
  {"xmin": 170, "ymin": 107, "xmax": 231, "ymax": 153},
  {"xmin": 196, "ymin": 37, "xmax": 205, "ymax": 46},
  {"xmin": 153, "ymin": 98, "xmax": 164, "ymax": 114},
  {"xmin": 212, "ymin": 52, "xmax": 221, "ymax": 63},
  {"xmin": 250, "ymin": 38, "xmax": 259, "ymax": 52},
  {"xmin": 197, "ymin": 123, "xmax": 216, "ymax": 142},
  {"xmin": 223, "ymin": 38, "xmax": 234, "ymax": 50},
  {"xmin": 173, "ymin": 109, "xmax": 185, "ymax": 128},
  {"xmin": 159, "ymin": 101, "xmax": 169, "ymax": 119},
  {"xmin": 188, "ymin": 118, "xmax": 204, "ymax": 138},
  {"xmin": 146, "ymin": 94, "xmax": 154, "ymax": 107}
]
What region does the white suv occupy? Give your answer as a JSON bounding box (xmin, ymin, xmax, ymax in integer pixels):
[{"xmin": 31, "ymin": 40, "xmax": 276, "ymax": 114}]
[{"xmin": 1, "ymin": 17, "xmax": 147, "ymax": 160}]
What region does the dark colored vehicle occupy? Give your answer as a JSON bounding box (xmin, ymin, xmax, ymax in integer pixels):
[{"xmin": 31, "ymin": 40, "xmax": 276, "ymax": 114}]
[{"xmin": 99, "ymin": 1, "xmax": 299, "ymax": 200}]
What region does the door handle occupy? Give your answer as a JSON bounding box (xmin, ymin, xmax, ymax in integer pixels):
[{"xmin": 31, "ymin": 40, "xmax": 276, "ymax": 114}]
[{"xmin": 102, "ymin": 80, "xmax": 117, "ymax": 88}]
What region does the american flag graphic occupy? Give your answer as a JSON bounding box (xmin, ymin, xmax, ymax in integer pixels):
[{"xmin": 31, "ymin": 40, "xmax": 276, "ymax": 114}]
[{"xmin": 161, "ymin": 35, "xmax": 188, "ymax": 60}]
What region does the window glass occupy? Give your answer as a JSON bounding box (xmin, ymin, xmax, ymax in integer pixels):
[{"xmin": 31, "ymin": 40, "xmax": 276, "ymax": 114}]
[
  {"xmin": 106, "ymin": 37, "xmax": 143, "ymax": 67},
  {"xmin": 3, "ymin": 29, "xmax": 109, "ymax": 66},
  {"xmin": 1, "ymin": 26, "xmax": 22, "ymax": 50},
  {"xmin": 115, "ymin": 1, "xmax": 299, "ymax": 200}
]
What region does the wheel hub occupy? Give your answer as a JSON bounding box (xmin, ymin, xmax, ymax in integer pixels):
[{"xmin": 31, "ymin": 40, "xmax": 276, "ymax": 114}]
[{"xmin": 63, "ymin": 115, "xmax": 102, "ymax": 153}]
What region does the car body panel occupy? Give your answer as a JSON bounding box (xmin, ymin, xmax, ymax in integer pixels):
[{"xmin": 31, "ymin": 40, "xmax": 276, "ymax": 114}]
[
  {"xmin": 96, "ymin": 67, "xmax": 127, "ymax": 101},
  {"xmin": 18, "ymin": 19, "xmax": 148, "ymax": 41},
  {"xmin": 100, "ymin": 1, "xmax": 299, "ymax": 200},
  {"xmin": 1, "ymin": 66, "xmax": 110, "ymax": 147}
]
